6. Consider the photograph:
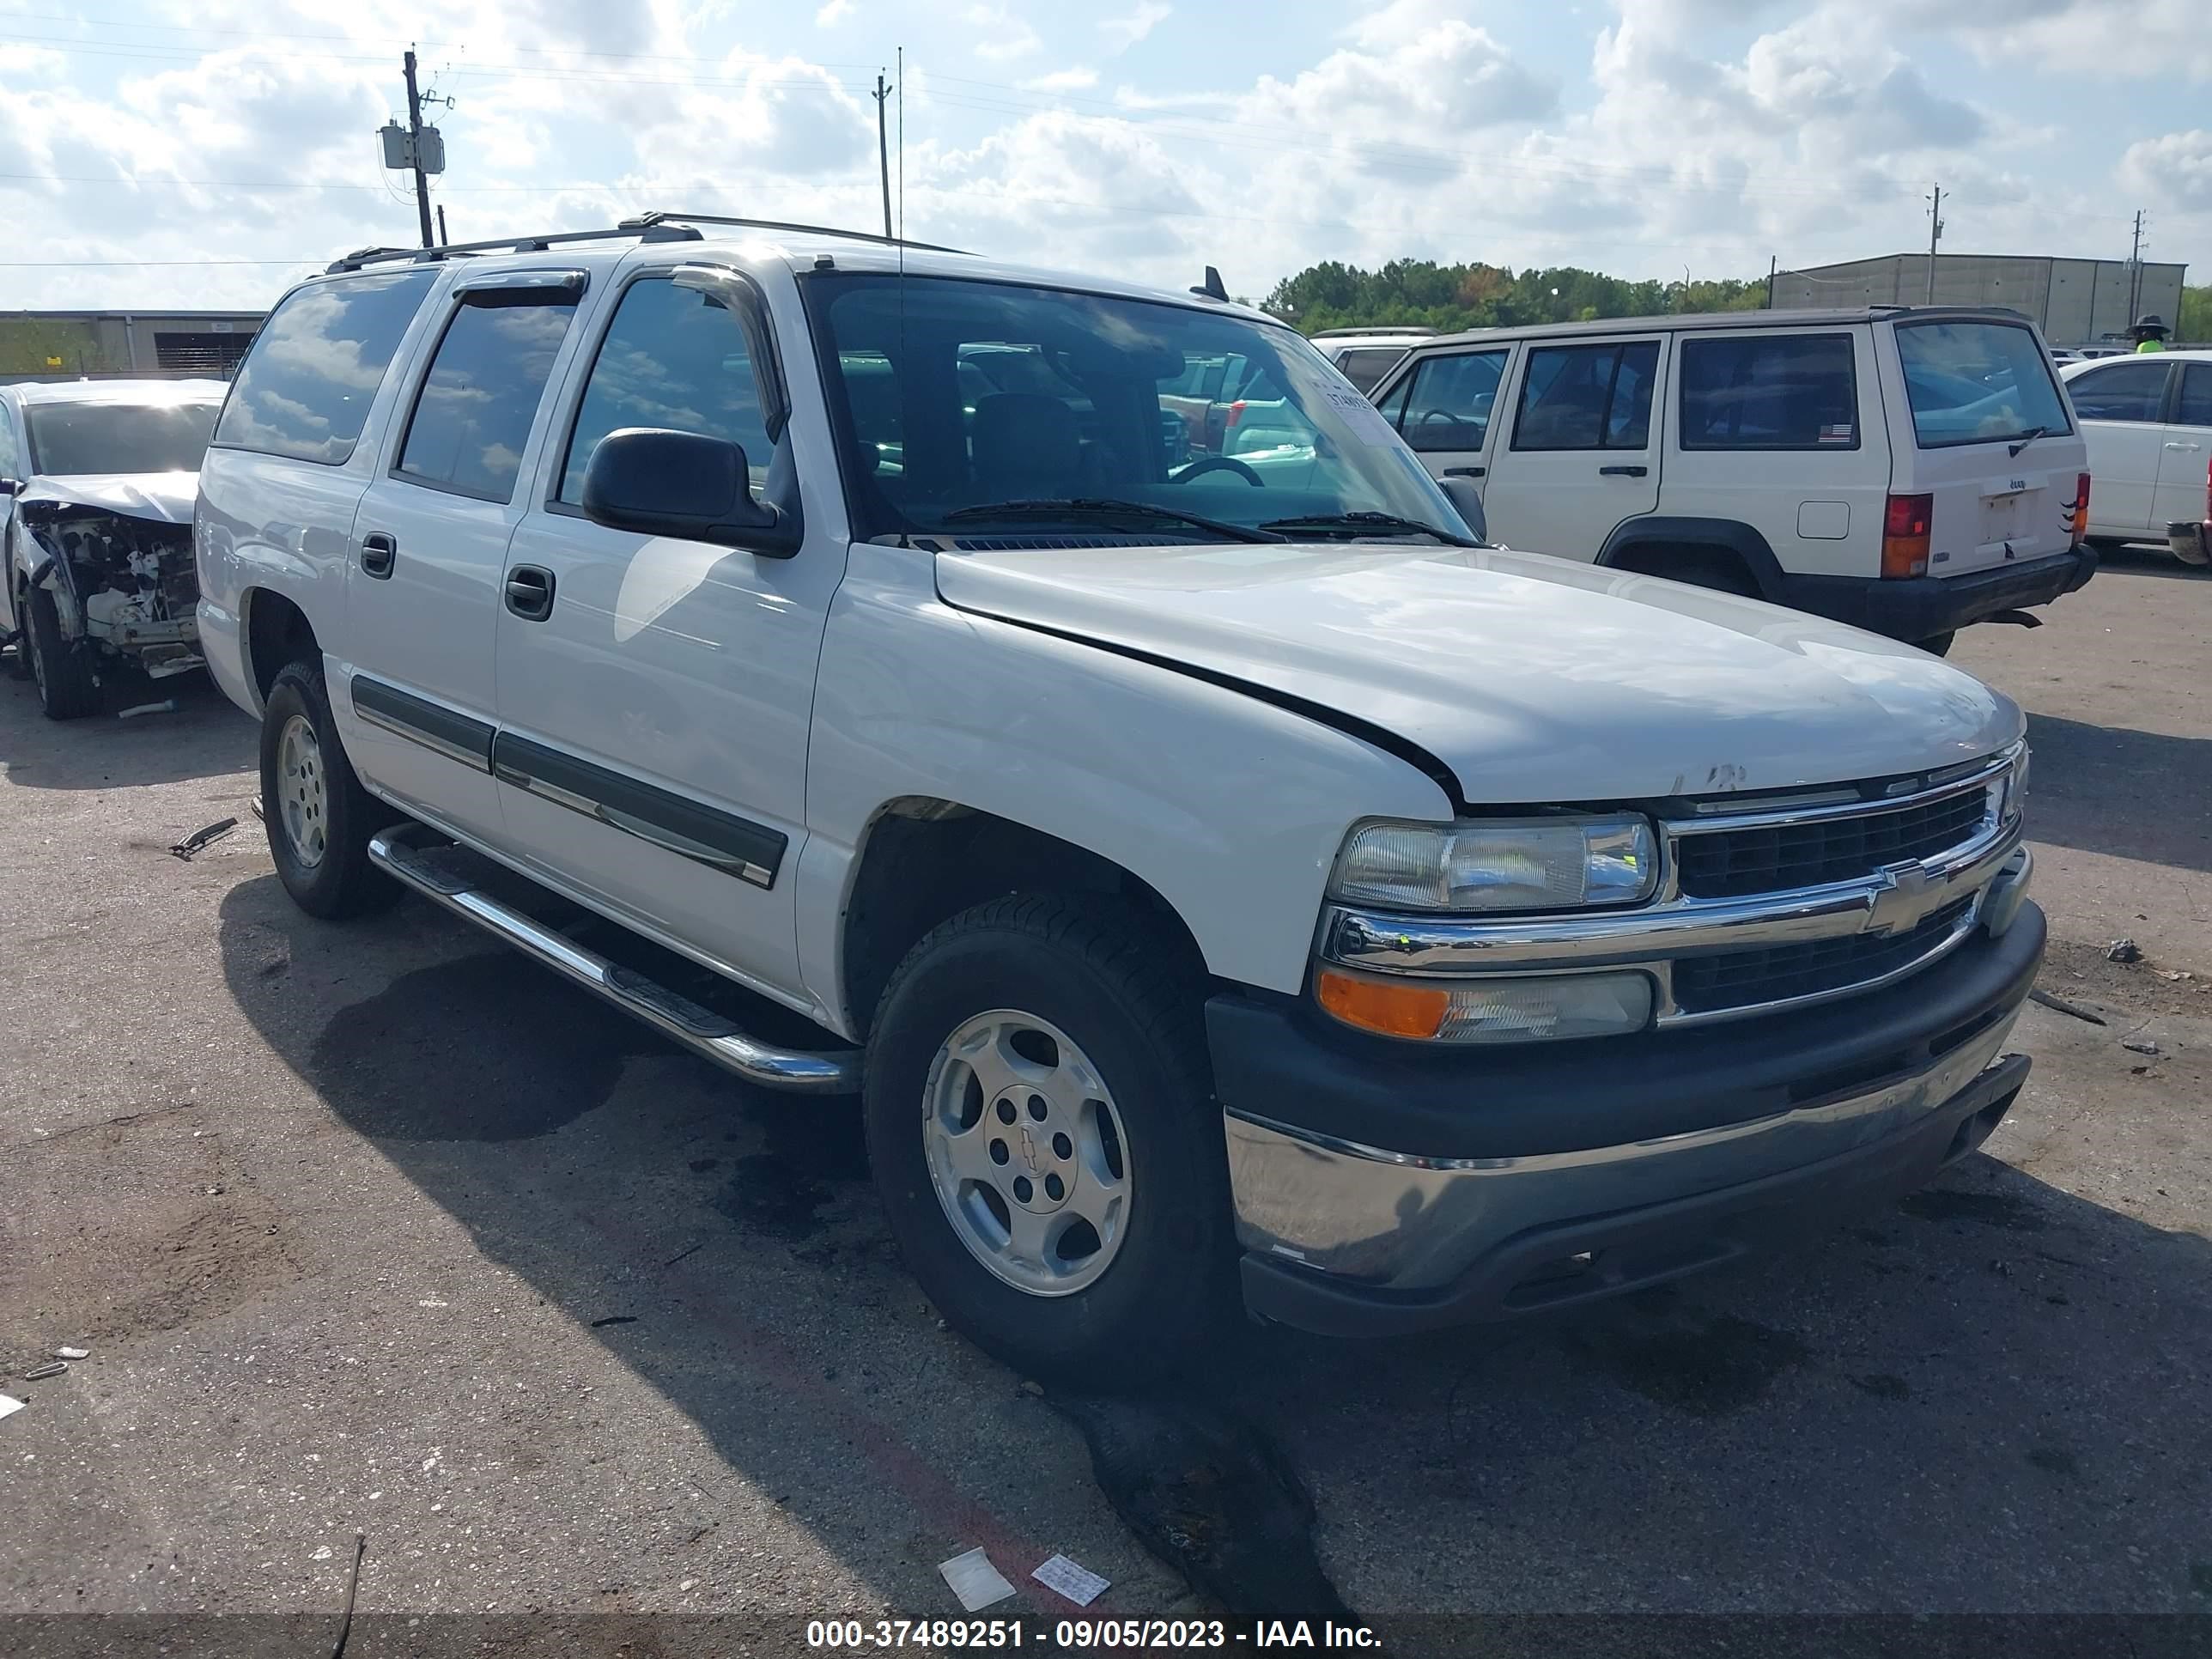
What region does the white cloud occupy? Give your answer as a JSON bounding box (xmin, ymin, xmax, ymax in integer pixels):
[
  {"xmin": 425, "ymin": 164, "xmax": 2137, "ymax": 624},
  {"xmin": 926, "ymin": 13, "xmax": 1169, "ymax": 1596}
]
[
  {"xmin": 1022, "ymin": 68, "xmax": 1101, "ymax": 92},
  {"xmin": 816, "ymin": 0, "xmax": 854, "ymax": 23},
  {"xmin": 966, "ymin": 4, "xmax": 1043, "ymax": 61},
  {"xmin": 1099, "ymin": 3, "xmax": 1170, "ymax": 52},
  {"xmin": 2120, "ymin": 130, "xmax": 2212, "ymax": 211}
]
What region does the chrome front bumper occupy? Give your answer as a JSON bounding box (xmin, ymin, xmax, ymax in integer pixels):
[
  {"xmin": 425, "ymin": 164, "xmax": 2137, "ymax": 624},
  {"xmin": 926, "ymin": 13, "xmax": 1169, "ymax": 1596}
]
[{"xmin": 1225, "ymin": 1001, "xmax": 2020, "ymax": 1299}]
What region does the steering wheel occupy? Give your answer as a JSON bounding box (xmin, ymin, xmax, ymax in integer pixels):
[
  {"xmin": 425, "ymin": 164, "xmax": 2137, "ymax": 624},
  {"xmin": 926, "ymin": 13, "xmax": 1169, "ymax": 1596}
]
[
  {"xmin": 1418, "ymin": 409, "xmax": 1462, "ymax": 427},
  {"xmin": 1175, "ymin": 455, "xmax": 1265, "ymax": 487}
]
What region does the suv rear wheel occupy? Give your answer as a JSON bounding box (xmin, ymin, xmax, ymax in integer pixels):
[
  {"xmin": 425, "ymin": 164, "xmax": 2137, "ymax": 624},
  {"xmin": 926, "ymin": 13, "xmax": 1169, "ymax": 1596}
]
[
  {"xmin": 863, "ymin": 895, "xmax": 1231, "ymax": 1387},
  {"xmin": 259, "ymin": 659, "xmax": 401, "ymax": 919}
]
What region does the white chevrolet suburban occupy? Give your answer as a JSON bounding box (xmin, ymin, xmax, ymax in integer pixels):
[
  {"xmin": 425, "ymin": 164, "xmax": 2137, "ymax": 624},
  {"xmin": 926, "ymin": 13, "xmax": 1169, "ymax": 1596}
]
[
  {"xmin": 198, "ymin": 215, "xmax": 2044, "ymax": 1383},
  {"xmin": 1367, "ymin": 310, "xmax": 2097, "ymax": 653}
]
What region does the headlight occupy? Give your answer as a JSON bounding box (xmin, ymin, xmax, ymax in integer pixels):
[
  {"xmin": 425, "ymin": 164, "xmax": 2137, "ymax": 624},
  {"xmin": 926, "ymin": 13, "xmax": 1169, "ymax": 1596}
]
[
  {"xmin": 2007, "ymin": 744, "xmax": 2030, "ymax": 818},
  {"xmin": 1330, "ymin": 816, "xmax": 1658, "ymax": 912},
  {"xmin": 1316, "ymin": 965, "xmax": 1654, "ymax": 1043}
]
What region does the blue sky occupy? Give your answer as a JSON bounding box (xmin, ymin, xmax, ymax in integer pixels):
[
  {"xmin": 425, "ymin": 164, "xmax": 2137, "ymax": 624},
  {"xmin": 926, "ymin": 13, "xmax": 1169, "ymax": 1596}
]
[{"xmin": 1, "ymin": 0, "xmax": 2204, "ymax": 311}]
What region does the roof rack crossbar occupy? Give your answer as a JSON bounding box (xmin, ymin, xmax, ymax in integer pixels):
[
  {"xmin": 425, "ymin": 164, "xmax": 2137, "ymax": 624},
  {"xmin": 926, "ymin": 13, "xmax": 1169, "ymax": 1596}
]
[
  {"xmin": 627, "ymin": 210, "xmax": 972, "ymax": 256},
  {"xmin": 325, "ymin": 221, "xmax": 703, "ymax": 275}
]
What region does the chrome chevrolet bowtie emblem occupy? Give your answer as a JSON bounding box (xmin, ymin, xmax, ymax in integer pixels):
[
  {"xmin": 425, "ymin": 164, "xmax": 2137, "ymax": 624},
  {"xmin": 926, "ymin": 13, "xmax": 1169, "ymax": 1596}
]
[
  {"xmin": 1864, "ymin": 860, "xmax": 1935, "ymax": 936},
  {"xmin": 1018, "ymin": 1126, "xmax": 1042, "ymax": 1176}
]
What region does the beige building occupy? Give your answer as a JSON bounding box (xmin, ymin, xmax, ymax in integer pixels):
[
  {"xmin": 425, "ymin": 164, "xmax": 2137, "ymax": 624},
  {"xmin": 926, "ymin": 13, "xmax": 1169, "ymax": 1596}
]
[
  {"xmin": 1, "ymin": 308, "xmax": 264, "ymax": 380},
  {"xmin": 1771, "ymin": 254, "xmax": 2186, "ymax": 348}
]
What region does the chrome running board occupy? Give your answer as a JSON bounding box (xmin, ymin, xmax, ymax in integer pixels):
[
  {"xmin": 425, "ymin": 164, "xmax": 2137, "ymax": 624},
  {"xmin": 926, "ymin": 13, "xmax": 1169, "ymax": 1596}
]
[{"xmin": 368, "ymin": 822, "xmax": 860, "ymax": 1095}]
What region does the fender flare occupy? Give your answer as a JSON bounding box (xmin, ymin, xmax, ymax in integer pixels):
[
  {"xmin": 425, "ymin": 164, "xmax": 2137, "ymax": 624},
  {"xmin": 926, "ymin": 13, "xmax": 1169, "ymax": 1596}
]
[{"xmin": 1596, "ymin": 517, "xmax": 1787, "ymax": 602}]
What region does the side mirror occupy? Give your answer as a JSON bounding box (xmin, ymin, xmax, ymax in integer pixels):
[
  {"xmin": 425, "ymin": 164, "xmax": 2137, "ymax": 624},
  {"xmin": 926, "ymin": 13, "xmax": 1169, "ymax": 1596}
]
[
  {"xmin": 1440, "ymin": 475, "xmax": 1488, "ymax": 544},
  {"xmin": 0, "ymin": 478, "xmax": 19, "ymax": 497},
  {"xmin": 580, "ymin": 428, "xmax": 799, "ymax": 556}
]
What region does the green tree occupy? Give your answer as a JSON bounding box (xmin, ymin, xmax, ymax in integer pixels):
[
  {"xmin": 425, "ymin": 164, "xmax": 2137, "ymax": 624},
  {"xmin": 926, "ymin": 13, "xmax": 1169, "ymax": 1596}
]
[
  {"xmin": 2179, "ymin": 284, "xmax": 2212, "ymax": 345},
  {"xmin": 1262, "ymin": 258, "xmax": 1767, "ymax": 335}
]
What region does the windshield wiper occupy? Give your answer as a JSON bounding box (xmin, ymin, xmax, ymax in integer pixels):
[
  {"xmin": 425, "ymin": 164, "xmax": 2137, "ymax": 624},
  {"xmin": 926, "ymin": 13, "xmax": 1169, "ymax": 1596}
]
[
  {"xmin": 1259, "ymin": 510, "xmax": 1478, "ymax": 547},
  {"xmin": 939, "ymin": 498, "xmax": 1285, "ymax": 544},
  {"xmin": 2008, "ymin": 426, "xmax": 2052, "ymax": 459}
]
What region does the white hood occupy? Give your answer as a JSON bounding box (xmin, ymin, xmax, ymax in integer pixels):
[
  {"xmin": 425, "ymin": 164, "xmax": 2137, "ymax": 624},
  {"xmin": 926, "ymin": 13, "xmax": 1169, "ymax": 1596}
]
[
  {"xmin": 19, "ymin": 471, "xmax": 198, "ymax": 525},
  {"xmin": 935, "ymin": 542, "xmax": 2024, "ymax": 804}
]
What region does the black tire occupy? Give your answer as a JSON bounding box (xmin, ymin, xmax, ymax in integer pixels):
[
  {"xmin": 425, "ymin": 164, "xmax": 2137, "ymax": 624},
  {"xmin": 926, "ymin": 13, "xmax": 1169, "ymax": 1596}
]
[
  {"xmin": 864, "ymin": 895, "xmax": 1231, "ymax": 1388},
  {"xmin": 1914, "ymin": 630, "xmax": 1957, "ymax": 658},
  {"xmin": 259, "ymin": 658, "xmax": 401, "ymax": 920},
  {"xmin": 23, "ymin": 584, "xmax": 101, "ymax": 719}
]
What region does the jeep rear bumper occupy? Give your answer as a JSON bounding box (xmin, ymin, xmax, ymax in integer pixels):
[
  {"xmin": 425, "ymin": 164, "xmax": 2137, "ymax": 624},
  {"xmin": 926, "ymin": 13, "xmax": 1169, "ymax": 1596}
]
[{"xmin": 1777, "ymin": 547, "xmax": 2095, "ymax": 641}]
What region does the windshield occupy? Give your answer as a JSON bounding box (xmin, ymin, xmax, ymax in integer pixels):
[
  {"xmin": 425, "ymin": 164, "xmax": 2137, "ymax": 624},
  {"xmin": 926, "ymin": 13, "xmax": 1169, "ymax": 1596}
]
[
  {"xmin": 804, "ymin": 274, "xmax": 1470, "ymax": 543},
  {"xmin": 26, "ymin": 401, "xmax": 221, "ymax": 477},
  {"xmin": 1893, "ymin": 321, "xmax": 2071, "ymax": 450}
]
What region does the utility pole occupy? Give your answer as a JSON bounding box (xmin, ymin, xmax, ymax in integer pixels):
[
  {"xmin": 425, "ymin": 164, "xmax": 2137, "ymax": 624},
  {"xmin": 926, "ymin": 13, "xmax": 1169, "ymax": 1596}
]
[
  {"xmin": 2127, "ymin": 208, "xmax": 2145, "ymax": 324},
  {"xmin": 872, "ymin": 72, "xmax": 895, "ymax": 240},
  {"xmin": 404, "ymin": 48, "xmax": 435, "ymax": 249},
  {"xmin": 1765, "ymin": 253, "xmax": 1777, "ymax": 311},
  {"xmin": 1924, "ymin": 183, "xmax": 1943, "ymax": 304},
  {"xmin": 437, "ymin": 204, "xmax": 450, "ymax": 246}
]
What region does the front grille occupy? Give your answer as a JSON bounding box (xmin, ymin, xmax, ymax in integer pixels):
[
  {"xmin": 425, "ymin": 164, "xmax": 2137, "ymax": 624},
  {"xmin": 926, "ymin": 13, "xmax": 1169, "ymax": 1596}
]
[
  {"xmin": 1674, "ymin": 787, "xmax": 1991, "ymax": 899},
  {"xmin": 1672, "ymin": 897, "xmax": 1976, "ymax": 1016}
]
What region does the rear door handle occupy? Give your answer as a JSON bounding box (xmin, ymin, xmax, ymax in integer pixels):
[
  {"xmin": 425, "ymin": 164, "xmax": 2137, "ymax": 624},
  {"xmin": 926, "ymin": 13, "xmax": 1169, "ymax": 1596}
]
[
  {"xmin": 359, "ymin": 532, "xmax": 396, "ymax": 580},
  {"xmin": 504, "ymin": 564, "xmax": 556, "ymax": 622},
  {"xmin": 1599, "ymin": 465, "xmax": 1649, "ymax": 477},
  {"xmin": 1442, "ymin": 465, "xmax": 1486, "ymax": 477},
  {"xmin": 2166, "ymin": 441, "xmax": 2203, "ymax": 452}
]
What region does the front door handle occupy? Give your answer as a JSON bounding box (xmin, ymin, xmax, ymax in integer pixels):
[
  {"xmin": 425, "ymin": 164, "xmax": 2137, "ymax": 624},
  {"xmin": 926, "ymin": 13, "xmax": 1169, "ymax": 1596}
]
[
  {"xmin": 505, "ymin": 564, "xmax": 556, "ymax": 622},
  {"xmin": 2165, "ymin": 441, "xmax": 2203, "ymax": 452},
  {"xmin": 1443, "ymin": 465, "xmax": 1486, "ymax": 477},
  {"xmin": 359, "ymin": 532, "xmax": 397, "ymax": 580},
  {"xmin": 1599, "ymin": 464, "xmax": 1649, "ymax": 477}
]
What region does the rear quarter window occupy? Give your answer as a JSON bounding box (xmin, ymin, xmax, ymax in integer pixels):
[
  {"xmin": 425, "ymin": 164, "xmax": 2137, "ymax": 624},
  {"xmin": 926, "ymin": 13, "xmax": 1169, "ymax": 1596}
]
[
  {"xmin": 213, "ymin": 268, "xmax": 438, "ymax": 465},
  {"xmin": 1893, "ymin": 320, "xmax": 2070, "ymax": 450},
  {"xmin": 1680, "ymin": 333, "xmax": 1857, "ymax": 450}
]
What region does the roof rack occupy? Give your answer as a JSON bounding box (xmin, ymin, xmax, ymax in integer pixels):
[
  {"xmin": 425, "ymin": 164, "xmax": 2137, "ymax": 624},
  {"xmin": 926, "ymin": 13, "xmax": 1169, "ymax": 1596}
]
[
  {"xmin": 325, "ymin": 211, "xmax": 969, "ymax": 275},
  {"xmin": 1310, "ymin": 326, "xmax": 1438, "ymax": 338}
]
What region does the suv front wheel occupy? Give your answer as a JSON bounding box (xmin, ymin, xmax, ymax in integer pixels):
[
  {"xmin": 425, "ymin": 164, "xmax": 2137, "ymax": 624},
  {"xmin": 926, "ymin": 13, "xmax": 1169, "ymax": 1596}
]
[
  {"xmin": 864, "ymin": 895, "xmax": 1232, "ymax": 1387},
  {"xmin": 259, "ymin": 659, "xmax": 401, "ymax": 919}
]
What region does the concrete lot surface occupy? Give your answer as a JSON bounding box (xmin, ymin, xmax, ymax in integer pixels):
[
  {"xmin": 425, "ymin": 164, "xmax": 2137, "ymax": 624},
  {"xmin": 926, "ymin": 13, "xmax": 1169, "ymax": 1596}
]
[{"xmin": 3, "ymin": 548, "xmax": 2209, "ymax": 1656}]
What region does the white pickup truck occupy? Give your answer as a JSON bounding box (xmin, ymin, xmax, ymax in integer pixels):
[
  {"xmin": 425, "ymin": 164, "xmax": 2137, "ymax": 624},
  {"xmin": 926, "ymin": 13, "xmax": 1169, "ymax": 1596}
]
[{"xmin": 198, "ymin": 216, "xmax": 2044, "ymax": 1384}]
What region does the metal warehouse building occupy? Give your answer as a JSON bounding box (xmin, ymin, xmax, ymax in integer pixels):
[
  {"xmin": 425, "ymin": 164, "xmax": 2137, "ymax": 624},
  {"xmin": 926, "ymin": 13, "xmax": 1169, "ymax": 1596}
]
[
  {"xmin": 1771, "ymin": 254, "xmax": 2186, "ymax": 347},
  {"xmin": 0, "ymin": 309, "xmax": 264, "ymax": 380}
]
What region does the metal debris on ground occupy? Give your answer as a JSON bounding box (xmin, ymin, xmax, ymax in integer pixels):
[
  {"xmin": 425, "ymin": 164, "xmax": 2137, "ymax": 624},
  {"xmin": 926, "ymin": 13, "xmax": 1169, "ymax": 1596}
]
[
  {"xmin": 2106, "ymin": 939, "xmax": 2143, "ymax": 963},
  {"xmin": 0, "ymin": 1395, "xmax": 22, "ymax": 1422},
  {"xmin": 169, "ymin": 817, "xmax": 240, "ymax": 860},
  {"xmin": 2028, "ymin": 988, "xmax": 2107, "ymax": 1025},
  {"xmin": 118, "ymin": 699, "xmax": 179, "ymax": 720},
  {"xmin": 54, "ymin": 1346, "xmax": 88, "ymax": 1361},
  {"xmin": 1031, "ymin": 1553, "xmax": 1111, "ymax": 1607},
  {"xmin": 2122, "ymin": 1039, "xmax": 2162, "ymax": 1057},
  {"xmin": 248, "ymin": 797, "xmax": 265, "ymax": 822},
  {"xmin": 21, "ymin": 1362, "xmax": 67, "ymax": 1381},
  {"xmin": 938, "ymin": 1547, "xmax": 1018, "ymax": 1612}
]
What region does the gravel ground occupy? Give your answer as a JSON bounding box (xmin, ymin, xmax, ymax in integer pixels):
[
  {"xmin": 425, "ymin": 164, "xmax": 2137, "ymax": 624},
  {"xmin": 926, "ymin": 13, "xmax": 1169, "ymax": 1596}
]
[{"xmin": 2, "ymin": 547, "xmax": 2208, "ymax": 1657}]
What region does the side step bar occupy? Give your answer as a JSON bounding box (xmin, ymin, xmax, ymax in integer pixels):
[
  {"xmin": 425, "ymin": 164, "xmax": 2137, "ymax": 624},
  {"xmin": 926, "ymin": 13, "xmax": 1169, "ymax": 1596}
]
[{"xmin": 368, "ymin": 823, "xmax": 861, "ymax": 1096}]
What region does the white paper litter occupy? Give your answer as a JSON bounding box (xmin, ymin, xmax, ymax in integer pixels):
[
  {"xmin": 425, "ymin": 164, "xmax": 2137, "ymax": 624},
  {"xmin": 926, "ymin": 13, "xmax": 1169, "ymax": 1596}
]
[
  {"xmin": 1031, "ymin": 1553, "xmax": 1110, "ymax": 1607},
  {"xmin": 0, "ymin": 1395, "xmax": 23, "ymax": 1422},
  {"xmin": 938, "ymin": 1547, "xmax": 1016, "ymax": 1612},
  {"xmin": 54, "ymin": 1347, "xmax": 89, "ymax": 1362}
]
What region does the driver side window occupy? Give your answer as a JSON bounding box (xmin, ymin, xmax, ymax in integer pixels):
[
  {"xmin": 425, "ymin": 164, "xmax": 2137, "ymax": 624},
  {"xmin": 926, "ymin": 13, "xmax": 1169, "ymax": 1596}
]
[{"xmin": 1397, "ymin": 349, "xmax": 1509, "ymax": 453}]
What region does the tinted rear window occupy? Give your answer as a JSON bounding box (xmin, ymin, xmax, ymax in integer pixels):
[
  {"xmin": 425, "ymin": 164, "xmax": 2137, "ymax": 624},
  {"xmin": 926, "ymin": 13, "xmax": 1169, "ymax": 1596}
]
[
  {"xmin": 1680, "ymin": 333, "xmax": 1857, "ymax": 450},
  {"xmin": 25, "ymin": 402, "xmax": 218, "ymax": 476},
  {"xmin": 213, "ymin": 269, "xmax": 437, "ymax": 465},
  {"xmin": 397, "ymin": 295, "xmax": 577, "ymax": 502},
  {"xmin": 1894, "ymin": 321, "xmax": 2070, "ymax": 449}
]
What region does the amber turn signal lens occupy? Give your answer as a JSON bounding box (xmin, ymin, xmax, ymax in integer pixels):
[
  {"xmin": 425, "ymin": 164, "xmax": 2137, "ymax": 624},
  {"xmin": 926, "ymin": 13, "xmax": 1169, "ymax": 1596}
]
[
  {"xmin": 1315, "ymin": 968, "xmax": 1449, "ymax": 1040},
  {"xmin": 1881, "ymin": 491, "xmax": 1933, "ymax": 580}
]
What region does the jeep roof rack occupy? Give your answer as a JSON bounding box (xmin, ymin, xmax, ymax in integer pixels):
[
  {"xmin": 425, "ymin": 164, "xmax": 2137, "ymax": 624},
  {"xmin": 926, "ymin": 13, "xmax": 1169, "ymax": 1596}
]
[{"xmin": 325, "ymin": 211, "xmax": 969, "ymax": 275}]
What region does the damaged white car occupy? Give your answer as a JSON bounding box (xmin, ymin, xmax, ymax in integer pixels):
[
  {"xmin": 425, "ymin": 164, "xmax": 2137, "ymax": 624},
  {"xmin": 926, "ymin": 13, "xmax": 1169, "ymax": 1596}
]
[{"xmin": 1, "ymin": 380, "xmax": 224, "ymax": 718}]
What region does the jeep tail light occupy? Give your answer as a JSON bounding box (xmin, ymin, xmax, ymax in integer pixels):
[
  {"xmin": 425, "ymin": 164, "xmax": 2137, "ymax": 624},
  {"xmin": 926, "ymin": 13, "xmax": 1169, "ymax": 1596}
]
[
  {"xmin": 2070, "ymin": 473, "xmax": 2090, "ymax": 546},
  {"xmin": 1224, "ymin": 398, "xmax": 1247, "ymax": 429},
  {"xmin": 1881, "ymin": 492, "xmax": 1934, "ymax": 580}
]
